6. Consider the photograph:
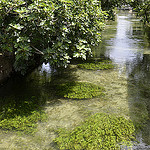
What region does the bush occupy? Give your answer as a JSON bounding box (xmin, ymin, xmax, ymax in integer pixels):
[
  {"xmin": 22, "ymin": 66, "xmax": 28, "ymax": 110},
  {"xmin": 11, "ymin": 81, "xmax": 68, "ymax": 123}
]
[{"xmin": 0, "ymin": 0, "xmax": 105, "ymax": 74}]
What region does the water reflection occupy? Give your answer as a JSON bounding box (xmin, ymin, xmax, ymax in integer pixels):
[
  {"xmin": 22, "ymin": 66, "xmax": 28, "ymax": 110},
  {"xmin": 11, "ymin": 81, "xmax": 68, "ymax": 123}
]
[
  {"xmin": 95, "ymin": 11, "xmax": 150, "ymax": 148},
  {"xmin": 0, "ymin": 63, "xmax": 52, "ymax": 99},
  {"xmin": 40, "ymin": 63, "xmax": 52, "ymax": 74},
  {"xmin": 96, "ymin": 11, "xmax": 149, "ymax": 66},
  {"xmin": 107, "ymin": 13, "xmax": 144, "ymax": 65},
  {"xmin": 127, "ymin": 54, "xmax": 150, "ymax": 148}
]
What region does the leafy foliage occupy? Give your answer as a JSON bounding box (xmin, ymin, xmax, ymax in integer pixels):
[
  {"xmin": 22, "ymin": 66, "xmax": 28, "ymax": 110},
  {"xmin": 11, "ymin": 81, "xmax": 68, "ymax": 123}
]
[
  {"xmin": 101, "ymin": 0, "xmax": 150, "ymax": 23},
  {"xmin": 0, "ymin": 96, "xmax": 47, "ymax": 134},
  {"xmin": 54, "ymin": 113, "xmax": 136, "ymax": 150},
  {"xmin": 0, "ymin": 0, "xmax": 105, "ymax": 74},
  {"xmin": 101, "ymin": 0, "xmax": 119, "ymax": 20},
  {"xmin": 129, "ymin": 0, "xmax": 150, "ymax": 24},
  {"xmin": 77, "ymin": 58, "xmax": 115, "ymax": 70},
  {"xmin": 54, "ymin": 81, "xmax": 105, "ymax": 99}
]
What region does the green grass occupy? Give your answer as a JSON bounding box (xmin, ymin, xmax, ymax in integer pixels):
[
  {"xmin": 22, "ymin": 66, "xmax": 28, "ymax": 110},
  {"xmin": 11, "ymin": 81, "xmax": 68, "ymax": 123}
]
[
  {"xmin": 54, "ymin": 113, "xmax": 136, "ymax": 150},
  {"xmin": 0, "ymin": 96, "xmax": 47, "ymax": 134},
  {"xmin": 54, "ymin": 81, "xmax": 105, "ymax": 99},
  {"xmin": 77, "ymin": 58, "xmax": 115, "ymax": 70}
]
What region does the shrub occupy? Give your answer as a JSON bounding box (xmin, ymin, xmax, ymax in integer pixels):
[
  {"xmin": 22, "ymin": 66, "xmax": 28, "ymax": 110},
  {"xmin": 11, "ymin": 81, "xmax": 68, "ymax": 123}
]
[{"xmin": 0, "ymin": 0, "xmax": 105, "ymax": 74}]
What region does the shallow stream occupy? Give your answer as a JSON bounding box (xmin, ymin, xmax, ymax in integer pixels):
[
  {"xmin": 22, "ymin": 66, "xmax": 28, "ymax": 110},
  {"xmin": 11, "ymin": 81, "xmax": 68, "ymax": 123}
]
[{"xmin": 0, "ymin": 11, "xmax": 150, "ymax": 149}]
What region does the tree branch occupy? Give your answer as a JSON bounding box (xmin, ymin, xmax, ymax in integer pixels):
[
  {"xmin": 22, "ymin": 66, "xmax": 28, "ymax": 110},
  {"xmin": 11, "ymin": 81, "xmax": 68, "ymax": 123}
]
[{"xmin": 31, "ymin": 45, "xmax": 44, "ymax": 55}]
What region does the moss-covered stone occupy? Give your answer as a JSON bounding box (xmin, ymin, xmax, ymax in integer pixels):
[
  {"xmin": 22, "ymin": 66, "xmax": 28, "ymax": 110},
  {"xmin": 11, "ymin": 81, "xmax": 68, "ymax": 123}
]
[
  {"xmin": 54, "ymin": 81, "xmax": 105, "ymax": 99},
  {"xmin": 54, "ymin": 113, "xmax": 135, "ymax": 150}
]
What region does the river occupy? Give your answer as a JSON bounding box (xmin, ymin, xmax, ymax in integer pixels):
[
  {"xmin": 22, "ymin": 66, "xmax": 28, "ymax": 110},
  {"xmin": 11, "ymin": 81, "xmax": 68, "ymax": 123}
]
[
  {"xmin": 95, "ymin": 11, "xmax": 150, "ymax": 149},
  {"xmin": 0, "ymin": 11, "xmax": 150, "ymax": 149}
]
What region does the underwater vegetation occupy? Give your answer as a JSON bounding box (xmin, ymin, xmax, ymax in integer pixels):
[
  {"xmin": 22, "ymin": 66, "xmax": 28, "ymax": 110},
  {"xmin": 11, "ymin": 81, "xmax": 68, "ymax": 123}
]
[
  {"xmin": 54, "ymin": 81, "xmax": 105, "ymax": 99},
  {"xmin": 77, "ymin": 58, "xmax": 115, "ymax": 70},
  {"xmin": 0, "ymin": 96, "xmax": 47, "ymax": 134},
  {"xmin": 54, "ymin": 113, "xmax": 135, "ymax": 150}
]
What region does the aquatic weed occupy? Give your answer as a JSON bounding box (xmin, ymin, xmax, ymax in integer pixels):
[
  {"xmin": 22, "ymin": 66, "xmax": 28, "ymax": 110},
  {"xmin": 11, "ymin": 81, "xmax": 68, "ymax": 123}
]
[
  {"xmin": 77, "ymin": 58, "xmax": 115, "ymax": 70},
  {"xmin": 0, "ymin": 97, "xmax": 47, "ymax": 134},
  {"xmin": 54, "ymin": 113, "xmax": 135, "ymax": 150},
  {"xmin": 54, "ymin": 82, "xmax": 105, "ymax": 99}
]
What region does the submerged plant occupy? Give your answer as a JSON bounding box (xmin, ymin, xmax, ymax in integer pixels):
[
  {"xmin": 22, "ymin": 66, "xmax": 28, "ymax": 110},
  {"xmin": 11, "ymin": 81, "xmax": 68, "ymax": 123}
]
[
  {"xmin": 77, "ymin": 58, "xmax": 114, "ymax": 70},
  {"xmin": 0, "ymin": 97, "xmax": 47, "ymax": 134},
  {"xmin": 54, "ymin": 82, "xmax": 105, "ymax": 99},
  {"xmin": 54, "ymin": 113, "xmax": 135, "ymax": 150}
]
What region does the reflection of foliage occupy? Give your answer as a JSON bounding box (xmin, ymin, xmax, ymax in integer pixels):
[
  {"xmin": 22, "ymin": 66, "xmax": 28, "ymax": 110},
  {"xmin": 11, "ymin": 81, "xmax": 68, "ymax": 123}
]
[
  {"xmin": 54, "ymin": 113, "xmax": 135, "ymax": 150},
  {"xmin": 0, "ymin": 0, "xmax": 105, "ymax": 74},
  {"xmin": 77, "ymin": 59, "xmax": 114, "ymax": 70},
  {"xmin": 54, "ymin": 82, "xmax": 105, "ymax": 99},
  {"xmin": 0, "ymin": 97, "xmax": 47, "ymax": 134}
]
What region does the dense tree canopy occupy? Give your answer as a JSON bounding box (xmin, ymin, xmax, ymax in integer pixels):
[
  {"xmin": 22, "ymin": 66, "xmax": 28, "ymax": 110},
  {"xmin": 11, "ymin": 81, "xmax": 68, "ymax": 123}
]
[
  {"xmin": 129, "ymin": 0, "xmax": 150, "ymax": 24},
  {"xmin": 0, "ymin": 0, "xmax": 149, "ymax": 74},
  {"xmin": 0, "ymin": 0, "xmax": 105, "ymax": 74},
  {"xmin": 101, "ymin": 0, "xmax": 122, "ymax": 20}
]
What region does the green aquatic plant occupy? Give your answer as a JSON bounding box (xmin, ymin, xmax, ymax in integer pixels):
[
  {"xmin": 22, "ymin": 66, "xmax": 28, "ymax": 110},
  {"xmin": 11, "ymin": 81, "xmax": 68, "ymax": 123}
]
[
  {"xmin": 77, "ymin": 59, "xmax": 114, "ymax": 70},
  {"xmin": 0, "ymin": 97, "xmax": 47, "ymax": 134},
  {"xmin": 54, "ymin": 82, "xmax": 105, "ymax": 99},
  {"xmin": 54, "ymin": 113, "xmax": 135, "ymax": 150}
]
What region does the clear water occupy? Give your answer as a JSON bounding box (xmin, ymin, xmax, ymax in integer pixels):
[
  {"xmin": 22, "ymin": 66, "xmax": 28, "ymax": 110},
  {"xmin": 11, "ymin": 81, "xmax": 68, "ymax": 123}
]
[{"xmin": 95, "ymin": 11, "xmax": 150, "ymax": 149}]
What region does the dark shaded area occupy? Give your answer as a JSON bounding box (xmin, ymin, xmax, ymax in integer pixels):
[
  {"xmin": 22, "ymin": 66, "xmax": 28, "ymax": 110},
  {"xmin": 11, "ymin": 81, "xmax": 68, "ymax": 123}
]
[
  {"xmin": 0, "ymin": 64, "xmax": 78, "ymax": 127},
  {"xmin": 0, "ymin": 56, "xmax": 13, "ymax": 84}
]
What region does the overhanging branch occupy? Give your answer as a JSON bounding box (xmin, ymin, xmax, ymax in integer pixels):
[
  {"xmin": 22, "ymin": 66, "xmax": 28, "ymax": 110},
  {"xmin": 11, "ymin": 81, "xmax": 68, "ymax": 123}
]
[{"xmin": 31, "ymin": 45, "xmax": 44, "ymax": 55}]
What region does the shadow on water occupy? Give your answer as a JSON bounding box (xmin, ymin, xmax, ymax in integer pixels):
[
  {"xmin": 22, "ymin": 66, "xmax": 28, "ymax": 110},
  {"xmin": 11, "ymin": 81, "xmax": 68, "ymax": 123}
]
[
  {"xmin": 0, "ymin": 63, "xmax": 78, "ymax": 98},
  {"xmin": 0, "ymin": 62, "xmax": 78, "ymax": 133}
]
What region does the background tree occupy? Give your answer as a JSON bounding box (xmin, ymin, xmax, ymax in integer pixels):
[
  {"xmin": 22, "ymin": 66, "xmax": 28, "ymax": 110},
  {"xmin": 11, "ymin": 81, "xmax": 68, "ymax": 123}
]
[
  {"xmin": 101, "ymin": 0, "xmax": 119, "ymax": 20},
  {"xmin": 100, "ymin": 0, "xmax": 130, "ymax": 20},
  {"xmin": 129, "ymin": 0, "xmax": 150, "ymax": 24}
]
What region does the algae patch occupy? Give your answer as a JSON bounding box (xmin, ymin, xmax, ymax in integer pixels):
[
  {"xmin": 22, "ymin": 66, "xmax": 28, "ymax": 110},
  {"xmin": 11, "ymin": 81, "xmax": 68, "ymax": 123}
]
[
  {"xmin": 54, "ymin": 82, "xmax": 105, "ymax": 99},
  {"xmin": 77, "ymin": 58, "xmax": 114, "ymax": 70},
  {"xmin": 54, "ymin": 113, "xmax": 135, "ymax": 150},
  {"xmin": 0, "ymin": 97, "xmax": 47, "ymax": 134}
]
